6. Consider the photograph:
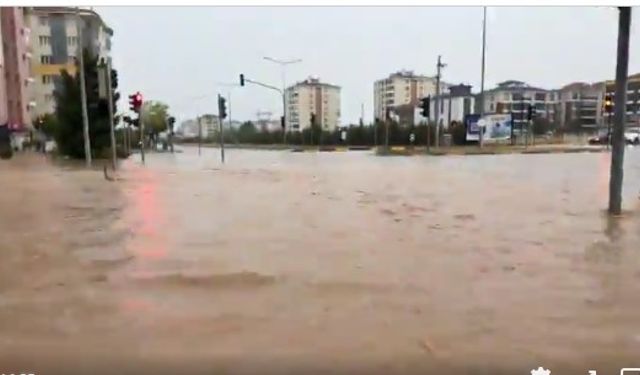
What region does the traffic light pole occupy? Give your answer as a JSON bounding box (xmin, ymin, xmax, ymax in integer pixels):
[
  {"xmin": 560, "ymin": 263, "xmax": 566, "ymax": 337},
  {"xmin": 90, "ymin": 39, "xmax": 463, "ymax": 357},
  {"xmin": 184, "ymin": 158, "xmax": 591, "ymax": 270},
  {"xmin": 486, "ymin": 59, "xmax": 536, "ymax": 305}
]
[
  {"xmin": 139, "ymin": 106, "xmax": 145, "ymax": 165},
  {"xmin": 76, "ymin": 8, "xmax": 91, "ymax": 168},
  {"xmin": 217, "ymin": 94, "xmax": 225, "ymax": 164},
  {"xmin": 609, "ymin": 6, "xmax": 631, "ymax": 216},
  {"xmin": 106, "ymin": 59, "xmax": 116, "ymax": 170},
  {"xmin": 479, "ymin": 6, "xmax": 487, "ymax": 149},
  {"xmin": 434, "ymin": 55, "xmax": 446, "ymax": 149},
  {"xmin": 240, "ymin": 76, "xmax": 286, "ymax": 146}
]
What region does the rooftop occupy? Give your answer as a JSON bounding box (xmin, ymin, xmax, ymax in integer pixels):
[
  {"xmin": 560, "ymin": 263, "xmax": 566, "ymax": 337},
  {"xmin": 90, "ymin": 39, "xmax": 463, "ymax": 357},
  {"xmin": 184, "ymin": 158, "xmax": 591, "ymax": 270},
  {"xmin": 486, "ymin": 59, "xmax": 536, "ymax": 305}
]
[
  {"xmin": 289, "ymin": 76, "xmax": 340, "ymax": 90},
  {"xmin": 30, "ymin": 7, "xmax": 113, "ymax": 35},
  {"xmin": 485, "ymin": 80, "xmax": 549, "ymax": 93}
]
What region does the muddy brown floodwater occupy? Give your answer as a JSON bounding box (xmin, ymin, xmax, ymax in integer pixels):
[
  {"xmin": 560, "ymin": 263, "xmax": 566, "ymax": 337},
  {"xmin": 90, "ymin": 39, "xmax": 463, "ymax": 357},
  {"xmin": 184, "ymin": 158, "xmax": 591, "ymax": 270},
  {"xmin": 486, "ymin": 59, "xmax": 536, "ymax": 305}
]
[{"xmin": 1, "ymin": 147, "xmax": 640, "ymax": 375}]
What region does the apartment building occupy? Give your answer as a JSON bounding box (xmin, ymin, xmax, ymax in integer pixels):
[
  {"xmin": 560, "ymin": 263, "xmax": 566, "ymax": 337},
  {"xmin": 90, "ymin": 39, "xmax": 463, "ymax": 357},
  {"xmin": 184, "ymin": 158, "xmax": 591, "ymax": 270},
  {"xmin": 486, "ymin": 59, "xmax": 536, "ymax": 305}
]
[
  {"xmin": 179, "ymin": 114, "xmax": 220, "ymax": 139},
  {"xmin": 374, "ymin": 70, "xmax": 448, "ymax": 125},
  {"xmin": 478, "ymin": 80, "xmax": 558, "ymax": 130},
  {"xmin": 427, "ymin": 83, "xmax": 476, "ymax": 127},
  {"xmin": 604, "ymin": 74, "xmax": 640, "ymax": 129},
  {"xmin": 25, "ymin": 7, "xmax": 112, "ymax": 118},
  {"xmin": 557, "ymin": 82, "xmax": 604, "ymax": 131},
  {"xmin": 285, "ymin": 77, "xmax": 340, "ymax": 131},
  {"xmin": 1, "ymin": 7, "xmax": 32, "ymax": 129}
]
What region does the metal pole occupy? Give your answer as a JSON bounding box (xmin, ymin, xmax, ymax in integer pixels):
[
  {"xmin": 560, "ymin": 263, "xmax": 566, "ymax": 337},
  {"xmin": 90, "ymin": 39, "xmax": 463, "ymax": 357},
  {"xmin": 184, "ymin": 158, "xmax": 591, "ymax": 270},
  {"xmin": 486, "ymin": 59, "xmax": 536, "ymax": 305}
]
[
  {"xmin": 76, "ymin": 8, "xmax": 91, "ymax": 167},
  {"xmin": 106, "ymin": 59, "xmax": 116, "ymax": 170},
  {"xmin": 218, "ymin": 94, "xmax": 225, "ymax": 163},
  {"xmin": 198, "ymin": 116, "xmax": 201, "ymax": 156},
  {"xmin": 139, "ymin": 105, "xmax": 145, "ymax": 164},
  {"xmin": 607, "ymin": 112, "xmax": 612, "ymax": 150},
  {"xmin": 609, "ymin": 6, "xmax": 631, "ymax": 215},
  {"xmin": 479, "ymin": 6, "xmax": 487, "ymax": 148},
  {"xmin": 228, "ymin": 91, "xmax": 232, "ymax": 145},
  {"xmin": 434, "ymin": 55, "xmax": 442, "ymax": 148},
  {"xmin": 282, "ymin": 92, "xmax": 287, "ymax": 145},
  {"xmin": 385, "ymin": 119, "xmax": 389, "ymax": 151}
]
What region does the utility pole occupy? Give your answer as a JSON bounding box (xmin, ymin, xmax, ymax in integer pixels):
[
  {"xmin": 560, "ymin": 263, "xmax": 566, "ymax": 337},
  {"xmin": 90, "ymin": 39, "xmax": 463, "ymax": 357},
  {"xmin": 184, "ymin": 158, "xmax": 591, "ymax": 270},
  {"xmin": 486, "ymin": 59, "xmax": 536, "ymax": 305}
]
[
  {"xmin": 139, "ymin": 103, "xmax": 145, "ymax": 165},
  {"xmin": 106, "ymin": 59, "xmax": 116, "ymax": 170},
  {"xmin": 217, "ymin": 94, "xmax": 226, "ymax": 163},
  {"xmin": 197, "ymin": 116, "xmax": 202, "ymax": 156},
  {"xmin": 609, "ymin": 7, "xmax": 631, "ymax": 215},
  {"xmin": 434, "ymin": 55, "xmax": 446, "ymax": 148},
  {"xmin": 263, "ymin": 57, "xmax": 302, "ymax": 145},
  {"xmin": 227, "ymin": 91, "xmax": 233, "ymax": 146},
  {"xmin": 479, "ymin": 6, "xmax": 487, "ymax": 148},
  {"xmin": 76, "ymin": 8, "xmax": 91, "ymax": 167}
]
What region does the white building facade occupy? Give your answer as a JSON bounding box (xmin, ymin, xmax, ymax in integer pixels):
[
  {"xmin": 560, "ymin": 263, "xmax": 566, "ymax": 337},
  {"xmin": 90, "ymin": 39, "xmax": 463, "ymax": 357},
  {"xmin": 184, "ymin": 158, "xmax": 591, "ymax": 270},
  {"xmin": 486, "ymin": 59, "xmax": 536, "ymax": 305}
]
[
  {"xmin": 285, "ymin": 77, "xmax": 341, "ymax": 131},
  {"xmin": 374, "ymin": 70, "xmax": 448, "ymax": 122}
]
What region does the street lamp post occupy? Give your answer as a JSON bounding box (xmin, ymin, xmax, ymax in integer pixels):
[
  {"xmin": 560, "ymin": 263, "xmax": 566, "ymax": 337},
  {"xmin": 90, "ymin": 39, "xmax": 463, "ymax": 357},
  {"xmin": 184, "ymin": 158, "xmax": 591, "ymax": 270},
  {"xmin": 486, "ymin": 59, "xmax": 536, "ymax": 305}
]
[{"xmin": 263, "ymin": 57, "xmax": 302, "ymax": 143}]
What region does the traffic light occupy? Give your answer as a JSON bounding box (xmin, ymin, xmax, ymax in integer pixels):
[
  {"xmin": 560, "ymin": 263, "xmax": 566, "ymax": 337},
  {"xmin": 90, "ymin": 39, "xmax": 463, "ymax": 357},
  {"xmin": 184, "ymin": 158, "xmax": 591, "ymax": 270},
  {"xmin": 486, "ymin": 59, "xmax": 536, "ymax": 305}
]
[
  {"xmin": 419, "ymin": 96, "xmax": 430, "ymax": 118},
  {"xmin": 168, "ymin": 116, "xmax": 176, "ymax": 132},
  {"xmin": 218, "ymin": 96, "xmax": 227, "ymax": 120},
  {"xmin": 604, "ymin": 93, "xmax": 613, "ymax": 113},
  {"xmin": 239, "ymin": 74, "xmax": 245, "ymax": 87},
  {"xmin": 280, "ymin": 116, "xmax": 285, "ymax": 130},
  {"xmin": 128, "ymin": 92, "xmax": 142, "ymax": 113},
  {"xmin": 310, "ymin": 113, "xmax": 316, "ymax": 127}
]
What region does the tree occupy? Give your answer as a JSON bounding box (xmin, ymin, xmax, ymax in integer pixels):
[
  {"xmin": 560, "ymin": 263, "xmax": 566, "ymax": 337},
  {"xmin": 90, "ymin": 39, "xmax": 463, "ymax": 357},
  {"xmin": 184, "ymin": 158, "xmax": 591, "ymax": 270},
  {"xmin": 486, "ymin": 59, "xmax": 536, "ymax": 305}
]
[
  {"xmin": 34, "ymin": 113, "xmax": 58, "ymax": 139},
  {"xmin": 141, "ymin": 101, "xmax": 170, "ymax": 136},
  {"xmin": 53, "ymin": 49, "xmax": 119, "ymax": 159}
]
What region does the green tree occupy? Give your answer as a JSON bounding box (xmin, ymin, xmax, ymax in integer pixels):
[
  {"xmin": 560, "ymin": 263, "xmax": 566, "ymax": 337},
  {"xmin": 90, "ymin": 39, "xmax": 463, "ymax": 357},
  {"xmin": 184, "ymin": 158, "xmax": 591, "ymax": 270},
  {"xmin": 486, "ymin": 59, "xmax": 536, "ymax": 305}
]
[
  {"xmin": 34, "ymin": 113, "xmax": 58, "ymax": 138},
  {"xmin": 141, "ymin": 101, "xmax": 170, "ymax": 136},
  {"xmin": 53, "ymin": 49, "xmax": 119, "ymax": 159}
]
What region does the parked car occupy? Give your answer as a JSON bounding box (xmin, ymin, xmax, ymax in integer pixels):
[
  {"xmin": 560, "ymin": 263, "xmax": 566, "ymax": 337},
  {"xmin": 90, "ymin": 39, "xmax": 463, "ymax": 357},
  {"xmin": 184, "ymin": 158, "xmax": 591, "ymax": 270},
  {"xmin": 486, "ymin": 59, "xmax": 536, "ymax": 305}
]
[
  {"xmin": 588, "ymin": 130, "xmax": 610, "ymax": 145},
  {"xmin": 625, "ymin": 129, "xmax": 640, "ymax": 145}
]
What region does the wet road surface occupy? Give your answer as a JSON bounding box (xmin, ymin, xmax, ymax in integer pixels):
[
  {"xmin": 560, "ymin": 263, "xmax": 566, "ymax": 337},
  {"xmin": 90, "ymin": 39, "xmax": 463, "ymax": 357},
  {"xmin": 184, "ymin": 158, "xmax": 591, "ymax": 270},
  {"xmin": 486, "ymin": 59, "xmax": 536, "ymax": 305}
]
[{"xmin": 1, "ymin": 147, "xmax": 640, "ymax": 374}]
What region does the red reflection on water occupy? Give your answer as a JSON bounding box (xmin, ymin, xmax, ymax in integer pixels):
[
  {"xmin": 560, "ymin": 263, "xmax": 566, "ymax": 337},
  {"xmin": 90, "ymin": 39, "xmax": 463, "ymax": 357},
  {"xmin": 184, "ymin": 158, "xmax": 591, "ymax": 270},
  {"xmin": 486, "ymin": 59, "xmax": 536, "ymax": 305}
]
[
  {"xmin": 120, "ymin": 297, "xmax": 153, "ymax": 313},
  {"xmin": 130, "ymin": 168, "xmax": 168, "ymax": 260}
]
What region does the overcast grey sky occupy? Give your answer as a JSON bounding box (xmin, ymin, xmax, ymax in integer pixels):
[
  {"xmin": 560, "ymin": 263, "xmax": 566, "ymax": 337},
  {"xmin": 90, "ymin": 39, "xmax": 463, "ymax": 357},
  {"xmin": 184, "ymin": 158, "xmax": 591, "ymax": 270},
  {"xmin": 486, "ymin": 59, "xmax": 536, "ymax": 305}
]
[{"xmin": 95, "ymin": 6, "xmax": 640, "ymax": 125}]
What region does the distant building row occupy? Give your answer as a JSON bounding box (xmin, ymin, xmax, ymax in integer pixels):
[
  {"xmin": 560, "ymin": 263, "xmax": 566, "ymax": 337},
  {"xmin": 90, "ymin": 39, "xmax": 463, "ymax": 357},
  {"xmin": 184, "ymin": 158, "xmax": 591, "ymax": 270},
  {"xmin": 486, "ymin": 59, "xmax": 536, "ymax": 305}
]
[
  {"xmin": 0, "ymin": 6, "xmax": 112, "ymax": 129},
  {"xmin": 373, "ymin": 69, "xmax": 640, "ymax": 131}
]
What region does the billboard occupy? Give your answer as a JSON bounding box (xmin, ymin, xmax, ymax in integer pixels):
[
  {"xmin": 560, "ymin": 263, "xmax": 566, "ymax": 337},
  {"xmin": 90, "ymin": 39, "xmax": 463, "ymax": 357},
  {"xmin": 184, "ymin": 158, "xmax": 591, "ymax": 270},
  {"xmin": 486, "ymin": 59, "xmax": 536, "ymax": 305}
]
[{"xmin": 465, "ymin": 114, "xmax": 512, "ymax": 143}]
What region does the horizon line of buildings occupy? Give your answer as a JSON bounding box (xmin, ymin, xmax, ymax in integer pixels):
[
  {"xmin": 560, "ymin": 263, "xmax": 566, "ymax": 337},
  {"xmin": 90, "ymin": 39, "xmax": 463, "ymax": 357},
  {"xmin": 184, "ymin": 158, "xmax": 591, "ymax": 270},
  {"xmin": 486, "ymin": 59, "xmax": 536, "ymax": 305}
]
[
  {"xmin": 1, "ymin": 6, "xmax": 112, "ymax": 130},
  {"xmin": 182, "ymin": 69, "xmax": 639, "ymax": 135}
]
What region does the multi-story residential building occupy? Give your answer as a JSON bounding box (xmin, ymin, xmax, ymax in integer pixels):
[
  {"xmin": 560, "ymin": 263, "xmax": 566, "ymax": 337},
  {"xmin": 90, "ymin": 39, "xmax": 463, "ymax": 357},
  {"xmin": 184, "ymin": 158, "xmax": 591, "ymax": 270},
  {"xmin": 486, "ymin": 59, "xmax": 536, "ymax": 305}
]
[
  {"xmin": 25, "ymin": 7, "xmax": 112, "ymax": 119},
  {"xmin": 285, "ymin": 76, "xmax": 340, "ymax": 131},
  {"xmin": 1, "ymin": 7, "xmax": 32, "ymax": 129},
  {"xmin": 604, "ymin": 74, "xmax": 640, "ymax": 129},
  {"xmin": 478, "ymin": 80, "xmax": 558, "ymax": 130},
  {"xmin": 374, "ymin": 70, "xmax": 448, "ymax": 125},
  {"xmin": 427, "ymin": 83, "xmax": 476, "ymax": 127},
  {"xmin": 0, "ymin": 18, "xmax": 7, "ymax": 125},
  {"xmin": 557, "ymin": 82, "xmax": 604, "ymax": 131},
  {"xmin": 179, "ymin": 114, "xmax": 220, "ymax": 139}
]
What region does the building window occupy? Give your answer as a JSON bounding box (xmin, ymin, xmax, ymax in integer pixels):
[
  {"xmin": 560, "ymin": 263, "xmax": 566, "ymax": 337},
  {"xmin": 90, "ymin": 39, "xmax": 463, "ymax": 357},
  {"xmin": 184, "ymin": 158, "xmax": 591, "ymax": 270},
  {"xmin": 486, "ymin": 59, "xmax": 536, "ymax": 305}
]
[
  {"xmin": 39, "ymin": 17, "xmax": 48, "ymax": 26},
  {"xmin": 38, "ymin": 36, "xmax": 51, "ymax": 46},
  {"xmin": 535, "ymin": 93, "xmax": 546, "ymax": 101},
  {"xmin": 40, "ymin": 55, "xmax": 52, "ymax": 64},
  {"xmin": 42, "ymin": 75, "xmax": 53, "ymax": 84}
]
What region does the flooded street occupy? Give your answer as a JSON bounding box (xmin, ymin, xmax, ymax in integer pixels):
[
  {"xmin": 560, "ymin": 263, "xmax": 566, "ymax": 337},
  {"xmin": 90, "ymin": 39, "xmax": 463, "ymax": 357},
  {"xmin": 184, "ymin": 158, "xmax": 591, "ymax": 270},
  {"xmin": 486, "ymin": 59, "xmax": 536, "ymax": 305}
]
[{"xmin": 1, "ymin": 147, "xmax": 640, "ymax": 374}]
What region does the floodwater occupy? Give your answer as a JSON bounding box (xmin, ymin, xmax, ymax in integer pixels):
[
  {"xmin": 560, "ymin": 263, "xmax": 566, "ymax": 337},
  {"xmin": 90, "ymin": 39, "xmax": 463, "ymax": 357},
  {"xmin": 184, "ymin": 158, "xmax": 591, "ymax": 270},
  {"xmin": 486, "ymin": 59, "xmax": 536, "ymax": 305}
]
[{"xmin": 1, "ymin": 147, "xmax": 640, "ymax": 375}]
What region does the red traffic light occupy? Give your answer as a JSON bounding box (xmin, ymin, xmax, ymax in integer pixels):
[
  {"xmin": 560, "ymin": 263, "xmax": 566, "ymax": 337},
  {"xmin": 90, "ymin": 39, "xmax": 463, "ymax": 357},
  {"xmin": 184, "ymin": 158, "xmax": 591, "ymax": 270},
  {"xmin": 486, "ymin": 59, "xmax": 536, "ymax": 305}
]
[{"xmin": 129, "ymin": 92, "xmax": 143, "ymax": 112}]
